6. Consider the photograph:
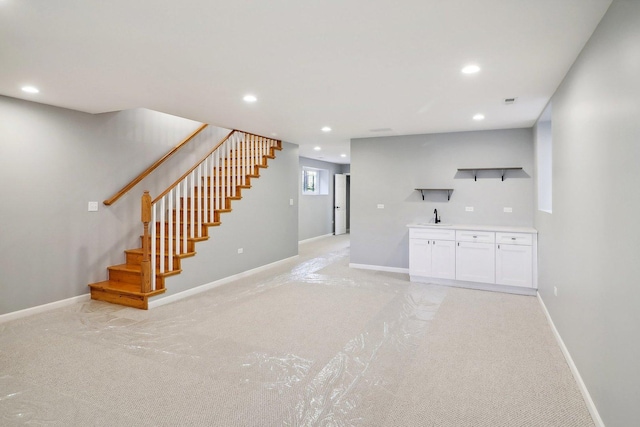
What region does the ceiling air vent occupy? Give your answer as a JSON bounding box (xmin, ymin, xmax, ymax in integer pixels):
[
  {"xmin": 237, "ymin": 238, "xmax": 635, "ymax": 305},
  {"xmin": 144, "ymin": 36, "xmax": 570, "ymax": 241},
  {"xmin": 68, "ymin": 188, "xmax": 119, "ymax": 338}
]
[
  {"xmin": 504, "ymin": 97, "xmax": 517, "ymax": 104},
  {"xmin": 369, "ymin": 128, "xmax": 393, "ymax": 133}
]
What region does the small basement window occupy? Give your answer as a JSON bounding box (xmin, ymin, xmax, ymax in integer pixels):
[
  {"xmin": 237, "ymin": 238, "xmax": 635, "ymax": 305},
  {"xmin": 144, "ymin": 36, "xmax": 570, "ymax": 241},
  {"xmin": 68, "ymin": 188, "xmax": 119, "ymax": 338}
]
[{"xmin": 302, "ymin": 167, "xmax": 329, "ymax": 195}]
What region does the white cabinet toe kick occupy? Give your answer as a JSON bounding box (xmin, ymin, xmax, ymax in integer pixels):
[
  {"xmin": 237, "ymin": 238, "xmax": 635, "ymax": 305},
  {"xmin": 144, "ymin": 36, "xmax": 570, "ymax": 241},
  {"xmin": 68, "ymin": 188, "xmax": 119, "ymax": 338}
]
[{"xmin": 408, "ymin": 224, "xmax": 537, "ymax": 295}]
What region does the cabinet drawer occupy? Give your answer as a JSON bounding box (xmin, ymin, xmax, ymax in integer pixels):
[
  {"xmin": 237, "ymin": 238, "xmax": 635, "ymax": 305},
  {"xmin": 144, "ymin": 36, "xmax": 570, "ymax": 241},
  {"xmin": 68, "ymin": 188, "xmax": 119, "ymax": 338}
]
[
  {"xmin": 410, "ymin": 228, "xmax": 455, "ymax": 240},
  {"xmin": 455, "ymin": 230, "xmax": 495, "ymax": 244},
  {"xmin": 496, "ymin": 232, "xmax": 533, "ymax": 246}
]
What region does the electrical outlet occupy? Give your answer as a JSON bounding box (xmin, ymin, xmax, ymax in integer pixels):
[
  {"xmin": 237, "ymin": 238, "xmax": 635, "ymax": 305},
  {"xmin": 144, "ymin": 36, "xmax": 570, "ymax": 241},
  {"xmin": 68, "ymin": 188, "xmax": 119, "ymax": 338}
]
[
  {"xmin": 465, "ymin": 206, "xmax": 474, "ymax": 212},
  {"xmin": 88, "ymin": 201, "xmax": 98, "ymax": 212},
  {"xmin": 237, "ymin": 248, "xmax": 244, "ymax": 254},
  {"xmin": 554, "ymin": 286, "xmax": 558, "ymax": 296},
  {"xmin": 504, "ymin": 207, "xmax": 513, "ymax": 213},
  {"xmin": 377, "ymin": 204, "xmax": 385, "ymax": 209}
]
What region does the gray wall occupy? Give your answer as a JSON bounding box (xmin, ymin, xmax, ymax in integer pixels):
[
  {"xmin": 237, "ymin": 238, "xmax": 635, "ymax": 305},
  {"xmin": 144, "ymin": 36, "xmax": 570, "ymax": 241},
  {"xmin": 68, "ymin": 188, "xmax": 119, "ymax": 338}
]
[
  {"xmin": 534, "ymin": 1, "xmax": 639, "ymax": 424},
  {"xmin": 298, "ymin": 157, "xmax": 344, "ymax": 241},
  {"xmin": 350, "ymin": 129, "xmax": 533, "ymax": 268},
  {"xmin": 0, "ymin": 96, "xmax": 297, "ymax": 314}
]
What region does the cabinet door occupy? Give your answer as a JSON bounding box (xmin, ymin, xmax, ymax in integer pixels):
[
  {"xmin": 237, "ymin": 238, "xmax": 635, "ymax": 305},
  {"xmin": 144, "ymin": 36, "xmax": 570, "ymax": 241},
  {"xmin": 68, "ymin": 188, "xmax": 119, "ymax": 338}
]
[
  {"xmin": 431, "ymin": 239, "xmax": 456, "ymax": 279},
  {"xmin": 496, "ymin": 244, "xmax": 532, "ymax": 287},
  {"xmin": 456, "ymin": 242, "xmax": 495, "ymax": 284},
  {"xmin": 409, "ymin": 239, "xmax": 432, "ymax": 277}
]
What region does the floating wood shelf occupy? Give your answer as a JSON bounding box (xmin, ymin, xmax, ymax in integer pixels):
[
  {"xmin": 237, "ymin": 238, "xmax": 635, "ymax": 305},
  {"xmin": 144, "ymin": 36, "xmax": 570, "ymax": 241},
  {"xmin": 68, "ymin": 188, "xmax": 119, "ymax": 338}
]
[
  {"xmin": 415, "ymin": 188, "xmax": 453, "ymax": 201},
  {"xmin": 457, "ymin": 167, "xmax": 523, "ymax": 181}
]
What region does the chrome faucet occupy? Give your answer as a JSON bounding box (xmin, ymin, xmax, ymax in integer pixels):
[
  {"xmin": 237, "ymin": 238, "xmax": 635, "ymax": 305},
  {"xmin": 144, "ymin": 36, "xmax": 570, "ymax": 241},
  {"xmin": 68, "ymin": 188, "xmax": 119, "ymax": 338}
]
[{"xmin": 434, "ymin": 209, "xmax": 440, "ymax": 224}]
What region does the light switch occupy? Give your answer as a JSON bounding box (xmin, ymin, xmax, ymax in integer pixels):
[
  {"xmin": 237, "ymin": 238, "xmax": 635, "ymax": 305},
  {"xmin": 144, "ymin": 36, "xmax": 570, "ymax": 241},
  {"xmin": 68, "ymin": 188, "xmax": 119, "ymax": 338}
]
[
  {"xmin": 504, "ymin": 207, "xmax": 513, "ymax": 213},
  {"xmin": 377, "ymin": 204, "xmax": 385, "ymax": 209},
  {"xmin": 465, "ymin": 206, "xmax": 474, "ymax": 212},
  {"xmin": 289, "ymin": 198, "xmax": 294, "ymax": 206},
  {"xmin": 88, "ymin": 201, "xmax": 99, "ymax": 212}
]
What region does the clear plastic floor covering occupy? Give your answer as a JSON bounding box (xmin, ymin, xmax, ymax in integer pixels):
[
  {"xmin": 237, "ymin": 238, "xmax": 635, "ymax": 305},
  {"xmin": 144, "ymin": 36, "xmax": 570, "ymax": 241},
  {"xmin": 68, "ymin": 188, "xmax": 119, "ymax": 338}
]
[{"xmin": 0, "ymin": 235, "xmax": 593, "ymax": 426}]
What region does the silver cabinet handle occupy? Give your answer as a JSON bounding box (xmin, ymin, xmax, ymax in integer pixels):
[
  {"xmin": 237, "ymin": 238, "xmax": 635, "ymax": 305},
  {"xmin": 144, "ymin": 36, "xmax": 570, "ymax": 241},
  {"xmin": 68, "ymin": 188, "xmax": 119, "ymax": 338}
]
[
  {"xmin": 473, "ymin": 235, "xmax": 477, "ymax": 238},
  {"xmin": 511, "ymin": 237, "xmax": 516, "ymax": 240}
]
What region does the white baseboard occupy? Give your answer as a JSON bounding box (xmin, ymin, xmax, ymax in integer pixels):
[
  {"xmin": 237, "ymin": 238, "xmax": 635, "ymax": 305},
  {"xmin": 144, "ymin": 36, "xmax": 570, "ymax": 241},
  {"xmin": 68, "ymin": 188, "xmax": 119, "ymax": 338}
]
[
  {"xmin": 149, "ymin": 255, "xmax": 299, "ymax": 309},
  {"xmin": 349, "ymin": 263, "xmax": 409, "ymax": 274},
  {"xmin": 410, "ymin": 275, "xmax": 537, "ymax": 296},
  {"xmin": 0, "ymin": 293, "xmax": 91, "ymax": 324},
  {"xmin": 298, "ymin": 233, "xmax": 334, "ymax": 244},
  {"xmin": 537, "ymin": 292, "xmax": 604, "ymax": 427}
]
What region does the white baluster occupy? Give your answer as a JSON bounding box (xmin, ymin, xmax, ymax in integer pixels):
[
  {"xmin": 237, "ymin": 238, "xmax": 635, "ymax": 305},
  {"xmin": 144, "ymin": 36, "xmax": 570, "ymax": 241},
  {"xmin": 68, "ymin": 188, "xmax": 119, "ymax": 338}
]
[
  {"xmin": 203, "ymin": 158, "xmax": 208, "ymax": 227},
  {"xmin": 232, "ymin": 134, "xmax": 237, "ymax": 198},
  {"xmin": 167, "ymin": 191, "xmax": 173, "ymax": 271},
  {"xmin": 160, "ymin": 197, "xmax": 165, "ymax": 275},
  {"xmin": 190, "ymin": 171, "xmax": 195, "ymax": 238},
  {"xmin": 182, "ymin": 179, "xmax": 187, "ymax": 254},
  {"xmin": 175, "ymin": 182, "xmax": 181, "ymax": 256},
  {"xmin": 241, "ymin": 134, "xmax": 247, "ymax": 186},
  {"xmin": 215, "ymin": 147, "xmax": 220, "ymax": 212},
  {"xmin": 225, "ymin": 139, "xmax": 230, "ymax": 207},
  {"xmin": 151, "ymin": 203, "xmax": 156, "ymax": 291},
  {"xmin": 209, "ymin": 155, "xmax": 214, "ymax": 221},
  {"xmin": 197, "ymin": 164, "xmax": 202, "ymax": 238}
]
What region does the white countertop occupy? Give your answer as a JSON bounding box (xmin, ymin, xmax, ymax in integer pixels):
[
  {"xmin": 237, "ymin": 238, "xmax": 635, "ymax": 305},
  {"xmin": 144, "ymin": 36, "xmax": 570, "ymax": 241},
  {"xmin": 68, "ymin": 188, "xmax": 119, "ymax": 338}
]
[{"xmin": 407, "ymin": 223, "xmax": 537, "ymax": 234}]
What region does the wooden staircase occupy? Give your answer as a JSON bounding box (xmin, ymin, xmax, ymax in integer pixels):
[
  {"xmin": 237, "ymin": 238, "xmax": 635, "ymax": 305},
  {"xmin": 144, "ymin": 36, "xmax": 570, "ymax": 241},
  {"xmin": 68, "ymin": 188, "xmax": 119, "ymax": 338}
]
[{"xmin": 89, "ymin": 133, "xmax": 281, "ymax": 309}]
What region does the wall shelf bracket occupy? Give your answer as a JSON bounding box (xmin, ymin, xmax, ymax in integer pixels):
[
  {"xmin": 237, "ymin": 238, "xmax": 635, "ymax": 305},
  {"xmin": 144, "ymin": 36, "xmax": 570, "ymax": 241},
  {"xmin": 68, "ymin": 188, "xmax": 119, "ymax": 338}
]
[
  {"xmin": 457, "ymin": 167, "xmax": 523, "ymax": 182},
  {"xmin": 415, "ymin": 188, "xmax": 453, "ymax": 201}
]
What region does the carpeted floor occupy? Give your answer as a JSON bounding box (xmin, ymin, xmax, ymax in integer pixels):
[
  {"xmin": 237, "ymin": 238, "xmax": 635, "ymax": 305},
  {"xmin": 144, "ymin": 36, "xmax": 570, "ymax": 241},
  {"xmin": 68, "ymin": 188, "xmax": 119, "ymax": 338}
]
[{"xmin": 0, "ymin": 235, "xmax": 594, "ymax": 426}]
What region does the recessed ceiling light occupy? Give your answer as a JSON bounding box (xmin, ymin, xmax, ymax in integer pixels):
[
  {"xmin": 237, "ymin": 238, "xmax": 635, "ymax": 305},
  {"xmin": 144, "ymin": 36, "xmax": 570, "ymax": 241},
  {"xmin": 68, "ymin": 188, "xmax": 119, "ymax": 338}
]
[
  {"xmin": 22, "ymin": 86, "xmax": 39, "ymax": 94},
  {"xmin": 473, "ymin": 114, "xmax": 485, "ymax": 121},
  {"xmin": 340, "ymin": 154, "xmax": 347, "ymax": 158},
  {"xmin": 314, "ymin": 146, "xmax": 321, "ymax": 151},
  {"xmin": 321, "ymin": 126, "xmax": 331, "ymax": 132},
  {"xmin": 461, "ymin": 65, "xmax": 481, "ymax": 74},
  {"xmin": 243, "ymin": 94, "xmax": 257, "ymax": 103}
]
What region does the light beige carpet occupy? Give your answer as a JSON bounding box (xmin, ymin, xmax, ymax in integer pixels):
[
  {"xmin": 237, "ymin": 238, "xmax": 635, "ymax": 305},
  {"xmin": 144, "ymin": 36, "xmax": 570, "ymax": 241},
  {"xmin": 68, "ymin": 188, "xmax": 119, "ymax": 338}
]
[{"xmin": 0, "ymin": 235, "xmax": 593, "ymax": 426}]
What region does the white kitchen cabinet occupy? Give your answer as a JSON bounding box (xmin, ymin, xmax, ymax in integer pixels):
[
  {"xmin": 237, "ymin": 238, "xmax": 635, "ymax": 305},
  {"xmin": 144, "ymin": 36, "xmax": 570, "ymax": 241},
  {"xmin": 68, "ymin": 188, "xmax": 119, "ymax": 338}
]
[
  {"xmin": 496, "ymin": 233, "xmax": 533, "ymax": 287},
  {"xmin": 455, "ymin": 241, "xmax": 495, "ymax": 284},
  {"xmin": 430, "ymin": 239, "xmax": 456, "ymax": 279},
  {"xmin": 409, "ymin": 229, "xmax": 455, "ymax": 280},
  {"xmin": 409, "ymin": 238, "xmax": 432, "ymax": 277},
  {"xmin": 407, "ymin": 224, "xmax": 537, "ymax": 295}
]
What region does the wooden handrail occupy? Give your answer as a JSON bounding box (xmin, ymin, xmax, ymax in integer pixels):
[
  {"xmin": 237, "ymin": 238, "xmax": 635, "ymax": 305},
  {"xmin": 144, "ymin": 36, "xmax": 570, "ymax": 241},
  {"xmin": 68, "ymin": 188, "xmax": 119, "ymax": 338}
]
[
  {"xmin": 103, "ymin": 123, "xmax": 209, "ymax": 206},
  {"xmin": 152, "ymin": 129, "xmax": 235, "ymax": 204}
]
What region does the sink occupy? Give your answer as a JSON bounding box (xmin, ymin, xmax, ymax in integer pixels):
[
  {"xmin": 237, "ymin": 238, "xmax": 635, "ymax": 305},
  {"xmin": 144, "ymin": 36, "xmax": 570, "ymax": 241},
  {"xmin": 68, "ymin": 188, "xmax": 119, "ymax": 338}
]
[{"xmin": 417, "ymin": 222, "xmax": 452, "ymax": 226}]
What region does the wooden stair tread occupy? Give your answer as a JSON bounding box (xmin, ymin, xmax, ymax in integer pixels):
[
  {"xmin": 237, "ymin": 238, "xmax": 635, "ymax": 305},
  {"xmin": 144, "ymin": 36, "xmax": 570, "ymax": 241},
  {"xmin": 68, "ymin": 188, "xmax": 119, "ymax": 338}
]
[
  {"xmin": 89, "ymin": 280, "xmax": 165, "ymax": 297},
  {"xmin": 125, "ymin": 248, "xmax": 197, "ymax": 258},
  {"xmin": 107, "ymin": 263, "xmax": 181, "ymax": 275},
  {"xmin": 108, "ymin": 263, "xmax": 142, "ymax": 273}
]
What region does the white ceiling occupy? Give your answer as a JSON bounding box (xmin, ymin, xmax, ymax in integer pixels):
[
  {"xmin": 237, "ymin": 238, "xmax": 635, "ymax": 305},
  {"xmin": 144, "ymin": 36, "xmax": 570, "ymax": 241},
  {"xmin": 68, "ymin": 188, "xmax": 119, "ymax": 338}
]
[{"xmin": 0, "ymin": 0, "xmax": 611, "ymax": 164}]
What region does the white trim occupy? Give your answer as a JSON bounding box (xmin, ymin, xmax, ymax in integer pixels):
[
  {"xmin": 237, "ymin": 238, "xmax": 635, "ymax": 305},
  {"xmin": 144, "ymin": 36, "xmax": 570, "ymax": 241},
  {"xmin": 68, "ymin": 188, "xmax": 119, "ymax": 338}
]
[
  {"xmin": 0, "ymin": 293, "xmax": 91, "ymax": 324},
  {"xmin": 349, "ymin": 263, "xmax": 409, "ymax": 274},
  {"xmin": 409, "ymin": 275, "xmax": 536, "ymax": 296},
  {"xmin": 537, "ymin": 292, "xmax": 604, "ymax": 427},
  {"xmin": 299, "ymin": 233, "xmax": 334, "ymax": 244},
  {"xmin": 148, "ymin": 255, "xmax": 299, "ymax": 309}
]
